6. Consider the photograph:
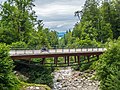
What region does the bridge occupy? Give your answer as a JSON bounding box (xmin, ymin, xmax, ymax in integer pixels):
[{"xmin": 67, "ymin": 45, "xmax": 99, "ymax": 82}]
[{"xmin": 10, "ymin": 48, "xmax": 106, "ymax": 66}]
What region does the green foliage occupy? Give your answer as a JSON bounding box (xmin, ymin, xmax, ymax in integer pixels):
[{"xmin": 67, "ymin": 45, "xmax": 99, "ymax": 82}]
[
  {"xmin": 101, "ymin": 0, "xmax": 120, "ymax": 39},
  {"xmin": 10, "ymin": 41, "xmax": 27, "ymax": 49},
  {"xmin": 15, "ymin": 63, "xmax": 53, "ymax": 88},
  {"xmin": 63, "ymin": 0, "xmax": 119, "ymax": 48},
  {"xmin": 0, "ymin": 0, "xmax": 58, "ymax": 48},
  {"xmin": 0, "ymin": 0, "xmax": 36, "ymax": 44},
  {"xmin": 28, "ymin": 66, "xmax": 53, "ymax": 87},
  {"xmin": 74, "ymin": 63, "xmax": 92, "ymax": 71},
  {"xmin": 0, "ymin": 43, "xmax": 20, "ymax": 90},
  {"xmin": 95, "ymin": 38, "xmax": 120, "ymax": 90}
]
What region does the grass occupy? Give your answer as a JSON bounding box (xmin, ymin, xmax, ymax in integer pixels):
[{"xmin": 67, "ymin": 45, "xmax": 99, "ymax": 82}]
[{"xmin": 20, "ymin": 82, "xmax": 51, "ymax": 90}]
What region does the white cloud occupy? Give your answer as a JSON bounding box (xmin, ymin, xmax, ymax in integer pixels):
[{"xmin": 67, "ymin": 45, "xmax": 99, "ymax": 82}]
[
  {"xmin": 0, "ymin": 0, "xmax": 86, "ymax": 32},
  {"xmin": 33, "ymin": 4, "xmax": 82, "ymax": 17},
  {"xmin": 33, "ymin": 0, "xmax": 86, "ymax": 32}
]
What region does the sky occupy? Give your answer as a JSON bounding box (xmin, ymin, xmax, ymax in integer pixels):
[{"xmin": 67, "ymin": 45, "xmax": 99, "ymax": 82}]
[{"xmin": 0, "ymin": 0, "xmax": 86, "ymax": 32}]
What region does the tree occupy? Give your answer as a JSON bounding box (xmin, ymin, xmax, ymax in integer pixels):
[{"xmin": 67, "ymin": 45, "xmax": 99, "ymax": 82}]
[
  {"xmin": 100, "ymin": 0, "xmax": 120, "ymax": 39},
  {"xmin": 74, "ymin": 11, "xmax": 83, "ymax": 21},
  {"xmin": 48, "ymin": 31, "xmax": 58, "ymax": 47},
  {"xmin": 72, "ymin": 0, "xmax": 114, "ymax": 44},
  {"xmin": 95, "ymin": 38, "xmax": 120, "ymax": 90},
  {"xmin": 110, "ymin": 0, "xmax": 120, "ymax": 39},
  {"xmin": 0, "ymin": 43, "xmax": 20, "ymax": 89},
  {"xmin": 72, "ymin": 22, "xmax": 82, "ymax": 39},
  {"xmin": 0, "ymin": 0, "xmax": 37, "ymax": 44}
]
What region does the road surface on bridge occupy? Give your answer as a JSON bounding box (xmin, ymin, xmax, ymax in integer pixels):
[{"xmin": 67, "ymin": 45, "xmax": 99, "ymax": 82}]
[{"xmin": 10, "ymin": 48, "xmax": 106, "ymax": 56}]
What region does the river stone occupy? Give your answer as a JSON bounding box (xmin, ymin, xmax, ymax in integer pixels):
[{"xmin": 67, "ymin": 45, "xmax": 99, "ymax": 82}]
[{"xmin": 52, "ymin": 67, "xmax": 99, "ymax": 90}]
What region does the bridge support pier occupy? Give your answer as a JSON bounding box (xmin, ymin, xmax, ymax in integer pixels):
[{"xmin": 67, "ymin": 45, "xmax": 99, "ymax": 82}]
[
  {"xmin": 64, "ymin": 56, "xmax": 67, "ymax": 64},
  {"xmin": 97, "ymin": 55, "xmax": 99, "ymax": 60},
  {"xmin": 54, "ymin": 57, "xmax": 58, "ymax": 66},
  {"xmin": 84, "ymin": 56, "xmax": 86, "ymax": 60},
  {"xmin": 87, "ymin": 56, "xmax": 90, "ymax": 62},
  {"xmin": 41, "ymin": 58, "xmax": 45, "ymax": 65},
  {"xmin": 54, "ymin": 57, "xmax": 56, "ymax": 64},
  {"xmin": 67, "ymin": 56, "xmax": 70, "ymax": 66},
  {"xmin": 77, "ymin": 56, "xmax": 80, "ymax": 65},
  {"xmin": 74, "ymin": 56, "xmax": 77, "ymax": 63},
  {"xmin": 29, "ymin": 59, "xmax": 31, "ymax": 65}
]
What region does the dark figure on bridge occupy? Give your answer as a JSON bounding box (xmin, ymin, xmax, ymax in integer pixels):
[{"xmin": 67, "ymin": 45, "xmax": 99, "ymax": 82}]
[{"xmin": 41, "ymin": 46, "xmax": 49, "ymax": 52}]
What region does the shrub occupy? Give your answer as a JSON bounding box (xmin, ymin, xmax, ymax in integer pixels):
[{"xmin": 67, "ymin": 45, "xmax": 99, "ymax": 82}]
[
  {"xmin": 0, "ymin": 43, "xmax": 20, "ymax": 89},
  {"xmin": 95, "ymin": 39, "xmax": 120, "ymax": 90},
  {"xmin": 28, "ymin": 66, "xmax": 53, "ymax": 87},
  {"xmin": 14, "ymin": 63, "xmax": 53, "ymax": 88},
  {"xmin": 10, "ymin": 41, "xmax": 27, "ymax": 49}
]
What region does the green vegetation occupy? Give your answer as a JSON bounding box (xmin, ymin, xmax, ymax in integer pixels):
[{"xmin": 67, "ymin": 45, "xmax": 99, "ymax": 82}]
[
  {"xmin": 0, "ymin": 0, "xmax": 58, "ymax": 48},
  {"xmin": 0, "ymin": 43, "xmax": 20, "ymax": 90},
  {"xmin": 0, "ymin": 0, "xmax": 57, "ymax": 89},
  {"xmin": 95, "ymin": 39, "xmax": 120, "ymax": 90},
  {"xmin": 0, "ymin": 0, "xmax": 120, "ymax": 89},
  {"xmin": 21, "ymin": 82, "xmax": 51, "ymax": 90},
  {"xmin": 14, "ymin": 63, "xmax": 53, "ymax": 87},
  {"xmin": 61, "ymin": 0, "xmax": 120, "ymax": 48},
  {"xmin": 60, "ymin": 0, "xmax": 120, "ymax": 89}
]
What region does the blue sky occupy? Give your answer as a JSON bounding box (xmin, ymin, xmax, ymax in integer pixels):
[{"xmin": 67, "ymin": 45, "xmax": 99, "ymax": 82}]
[{"xmin": 0, "ymin": 0, "xmax": 86, "ymax": 32}]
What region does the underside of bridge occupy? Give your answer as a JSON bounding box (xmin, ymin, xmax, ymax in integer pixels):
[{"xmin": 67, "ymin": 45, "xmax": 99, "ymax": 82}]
[{"xmin": 11, "ymin": 52, "xmax": 103, "ymax": 66}]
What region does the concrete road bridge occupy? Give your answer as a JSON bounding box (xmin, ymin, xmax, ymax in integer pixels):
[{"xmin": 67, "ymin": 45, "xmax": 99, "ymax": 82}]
[{"xmin": 10, "ymin": 48, "xmax": 106, "ymax": 66}]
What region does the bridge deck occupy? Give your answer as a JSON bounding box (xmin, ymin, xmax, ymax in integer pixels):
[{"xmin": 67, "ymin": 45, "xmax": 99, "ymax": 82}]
[
  {"xmin": 10, "ymin": 48, "xmax": 106, "ymax": 66},
  {"xmin": 10, "ymin": 48, "xmax": 105, "ymax": 59}
]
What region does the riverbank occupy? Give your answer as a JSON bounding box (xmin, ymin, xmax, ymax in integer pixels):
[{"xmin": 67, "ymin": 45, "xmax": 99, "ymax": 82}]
[
  {"xmin": 20, "ymin": 82, "xmax": 51, "ymax": 90},
  {"xmin": 52, "ymin": 67, "xmax": 99, "ymax": 90}
]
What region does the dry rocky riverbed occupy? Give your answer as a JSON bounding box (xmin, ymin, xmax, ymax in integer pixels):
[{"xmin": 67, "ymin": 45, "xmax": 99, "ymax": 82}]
[{"xmin": 52, "ymin": 67, "xmax": 99, "ymax": 90}]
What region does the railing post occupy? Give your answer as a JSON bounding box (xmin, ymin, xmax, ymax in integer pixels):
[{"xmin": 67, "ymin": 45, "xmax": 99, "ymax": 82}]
[
  {"xmin": 102, "ymin": 48, "xmax": 104, "ymax": 51},
  {"xmin": 62, "ymin": 46, "xmax": 64, "ymax": 52},
  {"xmin": 75, "ymin": 48, "xmax": 76, "ymax": 52},
  {"xmin": 92, "ymin": 48, "xmax": 93, "ymax": 51},
  {"xmin": 55, "ymin": 45, "xmax": 57, "ymax": 53},
  {"xmin": 69, "ymin": 48, "xmax": 70, "ymax": 52},
  {"xmin": 15, "ymin": 50, "xmax": 17, "ymax": 55},
  {"xmin": 24, "ymin": 50, "xmax": 26, "ymax": 54},
  {"xmin": 87, "ymin": 48, "xmax": 88, "ymax": 51},
  {"xmin": 32, "ymin": 49, "xmax": 34, "ymax": 54},
  {"xmin": 97, "ymin": 48, "xmax": 99, "ymax": 51}
]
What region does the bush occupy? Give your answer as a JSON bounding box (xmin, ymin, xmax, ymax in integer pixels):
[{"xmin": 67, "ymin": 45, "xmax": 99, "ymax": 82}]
[
  {"xmin": 28, "ymin": 66, "xmax": 53, "ymax": 87},
  {"xmin": 95, "ymin": 39, "xmax": 120, "ymax": 90},
  {"xmin": 10, "ymin": 41, "xmax": 27, "ymax": 49},
  {"xmin": 0, "ymin": 43, "xmax": 20, "ymax": 90},
  {"xmin": 14, "ymin": 63, "xmax": 53, "ymax": 88}
]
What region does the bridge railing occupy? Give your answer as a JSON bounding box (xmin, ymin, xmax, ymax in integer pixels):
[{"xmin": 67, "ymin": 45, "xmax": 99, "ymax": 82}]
[{"xmin": 10, "ymin": 47, "xmax": 106, "ymax": 55}]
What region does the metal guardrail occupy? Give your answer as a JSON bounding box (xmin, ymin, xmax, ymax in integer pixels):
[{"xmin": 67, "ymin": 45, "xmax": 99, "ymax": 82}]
[{"xmin": 10, "ymin": 48, "xmax": 106, "ymax": 55}]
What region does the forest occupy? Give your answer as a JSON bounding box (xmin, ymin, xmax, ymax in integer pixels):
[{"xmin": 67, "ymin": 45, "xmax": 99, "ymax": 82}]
[{"xmin": 0, "ymin": 0, "xmax": 120, "ymax": 90}]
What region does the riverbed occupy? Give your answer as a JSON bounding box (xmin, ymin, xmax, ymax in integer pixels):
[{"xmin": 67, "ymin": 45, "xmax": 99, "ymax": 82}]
[{"xmin": 52, "ymin": 67, "xmax": 99, "ymax": 90}]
